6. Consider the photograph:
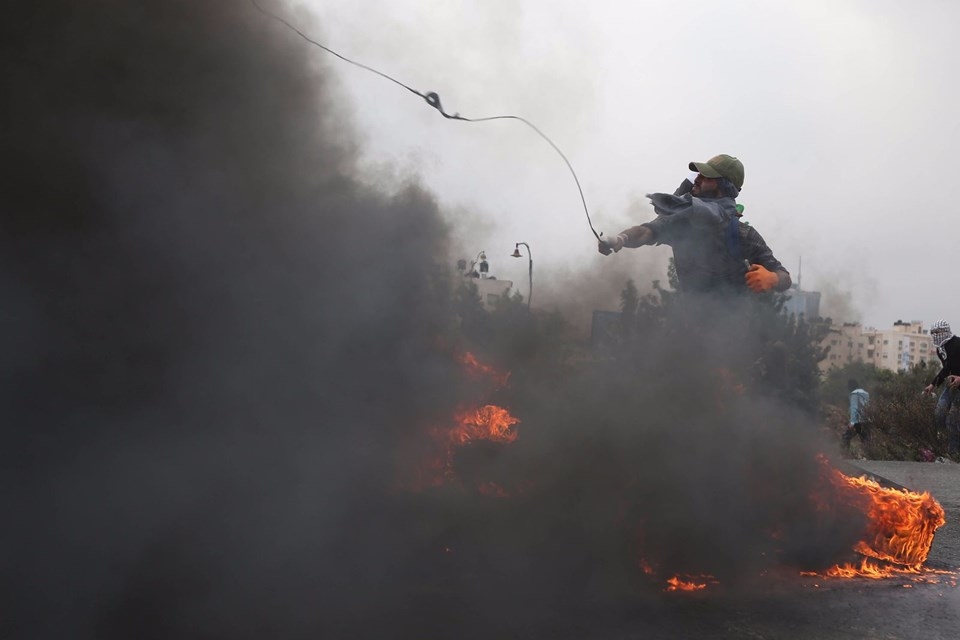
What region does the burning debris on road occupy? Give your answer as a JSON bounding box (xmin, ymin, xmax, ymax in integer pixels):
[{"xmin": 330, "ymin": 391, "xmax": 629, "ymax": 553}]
[
  {"xmin": 809, "ymin": 462, "xmax": 947, "ymax": 580},
  {"xmin": 401, "ymin": 351, "xmax": 949, "ymax": 594}
]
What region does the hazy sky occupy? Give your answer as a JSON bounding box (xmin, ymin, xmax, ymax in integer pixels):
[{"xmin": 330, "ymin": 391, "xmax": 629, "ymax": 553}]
[{"xmin": 291, "ymin": 0, "xmax": 957, "ymax": 328}]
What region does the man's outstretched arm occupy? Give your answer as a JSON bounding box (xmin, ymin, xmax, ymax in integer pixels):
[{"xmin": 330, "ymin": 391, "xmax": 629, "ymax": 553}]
[{"xmin": 597, "ymin": 225, "xmax": 656, "ymax": 255}]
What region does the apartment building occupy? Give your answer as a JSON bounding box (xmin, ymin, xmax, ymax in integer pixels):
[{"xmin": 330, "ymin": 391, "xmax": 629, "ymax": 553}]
[{"xmin": 820, "ymin": 320, "xmax": 934, "ymax": 373}]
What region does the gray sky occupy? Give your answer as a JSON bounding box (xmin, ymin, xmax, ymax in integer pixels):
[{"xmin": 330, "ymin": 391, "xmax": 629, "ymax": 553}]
[{"xmin": 295, "ymin": 0, "xmax": 958, "ymax": 328}]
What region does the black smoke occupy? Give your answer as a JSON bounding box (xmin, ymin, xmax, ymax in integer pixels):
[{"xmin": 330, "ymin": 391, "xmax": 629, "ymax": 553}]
[
  {"xmin": 3, "ymin": 2, "xmax": 871, "ymax": 639},
  {"xmin": 3, "ymin": 1, "xmax": 459, "ymax": 637}
]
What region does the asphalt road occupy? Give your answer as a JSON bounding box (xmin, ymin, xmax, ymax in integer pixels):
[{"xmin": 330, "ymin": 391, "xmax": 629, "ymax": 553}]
[
  {"xmin": 581, "ymin": 460, "xmax": 960, "ymax": 640},
  {"xmin": 388, "ymin": 461, "xmax": 960, "ymax": 640}
]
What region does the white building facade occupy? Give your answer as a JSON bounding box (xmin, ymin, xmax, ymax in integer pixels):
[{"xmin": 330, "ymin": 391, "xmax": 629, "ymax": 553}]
[{"xmin": 820, "ymin": 320, "xmax": 935, "ymax": 373}]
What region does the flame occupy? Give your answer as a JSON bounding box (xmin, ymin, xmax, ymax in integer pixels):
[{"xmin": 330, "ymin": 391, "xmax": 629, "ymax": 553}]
[
  {"xmin": 406, "ymin": 348, "xmax": 950, "ymax": 589},
  {"xmin": 458, "ymin": 351, "xmax": 511, "ymax": 388},
  {"xmin": 805, "ymin": 455, "xmax": 947, "ymax": 580},
  {"xmin": 823, "ymin": 558, "xmax": 917, "ymax": 579},
  {"xmin": 447, "ymin": 405, "xmax": 519, "ymax": 445},
  {"xmin": 660, "ymin": 457, "xmax": 949, "ymax": 591},
  {"xmin": 638, "ymin": 558, "xmax": 656, "ymax": 576},
  {"xmin": 401, "ymin": 404, "xmax": 521, "ymax": 493},
  {"xmin": 411, "ymin": 404, "xmax": 520, "ymax": 491},
  {"xmin": 665, "ymin": 574, "xmax": 715, "ymax": 592},
  {"xmin": 806, "ymin": 558, "xmax": 957, "ymax": 585},
  {"xmin": 839, "ymin": 472, "xmax": 945, "ymax": 568},
  {"xmin": 400, "ymin": 350, "xmax": 520, "ymax": 493}
]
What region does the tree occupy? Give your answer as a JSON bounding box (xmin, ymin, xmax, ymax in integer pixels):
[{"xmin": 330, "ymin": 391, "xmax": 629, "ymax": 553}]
[
  {"xmin": 452, "ymin": 277, "xmax": 573, "ymax": 374},
  {"xmin": 825, "ymin": 361, "xmax": 944, "ymax": 461},
  {"xmin": 821, "ymin": 361, "xmax": 892, "ymax": 409},
  {"xmin": 614, "ymin": 265, "xmax": 829, "ymax": 415},
  {"xmin": 619, "ymin": 279, "xmax": 639, "ymax": 343},
  {"xmin": 453, "ymin": 278, "xmax": 491, "ymax": 345},
  {"xmin": 746, "ymin": 300, "xmax": 831, "ymax": 414}
]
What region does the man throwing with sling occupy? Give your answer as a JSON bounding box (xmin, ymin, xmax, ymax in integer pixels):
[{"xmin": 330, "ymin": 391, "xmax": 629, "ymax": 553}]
[{"xmin": 598, "ymin": 154, "xmax": 791, "ymax": 295}]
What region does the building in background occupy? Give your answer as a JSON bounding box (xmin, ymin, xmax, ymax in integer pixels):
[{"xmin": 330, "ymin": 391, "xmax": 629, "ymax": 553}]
[
  {"xmin": 457, "ymin": 252, "xmax": 514, "ymax": 310},
  {"xmin": 820, "ymin": 319, "xmax": 934, "ymax": 373},
  {"xmin": 474, "ymin": 276, "xmax": 514, "ymax": 309},
  {"xmin": 783, "ymin": 285, "xmax": 821, "ymax": 319},
  {"xmin": 782, "ymin": 258, "xmax": 821, "ymax": 319}
]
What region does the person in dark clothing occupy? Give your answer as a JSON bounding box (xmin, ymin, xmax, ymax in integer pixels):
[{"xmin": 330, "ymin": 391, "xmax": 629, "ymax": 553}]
[
  {"xmin": 598, "ymin": 154, "xmax": 791, "ymax": 295},
  {"xmin": 923, "ymin": 319, "xmax": 960, "ymax": 458}
]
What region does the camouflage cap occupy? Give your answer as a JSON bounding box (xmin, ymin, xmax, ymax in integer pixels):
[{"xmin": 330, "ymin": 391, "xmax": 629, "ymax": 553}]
[{"xmin": 689, "ymin": 154, "xmax": 744, "ymax": 190}]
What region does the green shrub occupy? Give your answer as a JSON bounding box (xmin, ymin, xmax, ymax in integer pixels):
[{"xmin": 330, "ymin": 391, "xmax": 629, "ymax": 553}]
[{"xmin": 827, "ymin": 362, "xmax": 945, "ymax": 460}]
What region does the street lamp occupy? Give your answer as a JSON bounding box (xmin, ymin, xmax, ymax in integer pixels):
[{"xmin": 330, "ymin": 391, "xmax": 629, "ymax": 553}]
[{"xmin": 510, "ymin": 242, "xmax": 532, "ymax": 309}]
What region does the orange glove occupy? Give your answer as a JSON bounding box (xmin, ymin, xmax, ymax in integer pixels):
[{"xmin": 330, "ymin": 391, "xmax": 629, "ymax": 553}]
[{"xmin": 745, "ymin": 264, "xmax": 779, "ymax": 292}]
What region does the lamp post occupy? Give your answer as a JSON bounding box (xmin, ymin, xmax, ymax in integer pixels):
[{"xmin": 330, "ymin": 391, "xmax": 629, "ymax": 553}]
[{"xmin": 510, "ymin": 242, "xmax": 533, "ymax": 309}]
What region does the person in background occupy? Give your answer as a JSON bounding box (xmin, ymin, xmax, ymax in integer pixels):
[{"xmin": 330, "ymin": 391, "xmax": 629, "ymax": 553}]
[
  {"xmin": 843, "ymin": 379, "xmax": 870, "ymax": 448},
  {"xmin": 923, "ymin": 319, "xmax": 960, "ymax": 459}
]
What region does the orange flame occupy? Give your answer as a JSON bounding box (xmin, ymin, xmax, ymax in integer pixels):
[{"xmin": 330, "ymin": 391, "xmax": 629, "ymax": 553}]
[
  {"xmin": 414, "ymin": 404, "xmax": 521, "ymax": 490},
  {"xmin": 665, "ymin": 574, "xmax": 715, "ymax": 592},
  {"xmin": 831, "ymin": 470, "xmax": 946, "ymax": 573},
  {"xmin": 805, "ymin": 558, "xmax": 957, "ymax": 585},
  {"xmin": 823, "ymin": 557, "xmax": 917, "ymax": 579},
  {"xmin": 459, "ymin": 351, "xmax": 511, "ymax": 388},
  {"xmin": 805, "ymin": 455, "xmax": 947, "ymax": 580},
  {"xmin": 838, "ymin": 472, "xmax": 945, "ymax": 568},
  {"xmin": 403, "ymin": 403, "xmax": 520, "ymax": 493},
  {"xmin": 399, "ymin": 349, "xmax": 519, "ymax": 493},
  {"xmin": 447, "ymin": 405, "xmax": 520, "ymax": 445},
  {"xmin": 638, "ymin": 558, "xmax": 656, "ymax": 576},
  {"xmin": 661, "ymin": 458, "xmax": 949, "ymax": 591}
]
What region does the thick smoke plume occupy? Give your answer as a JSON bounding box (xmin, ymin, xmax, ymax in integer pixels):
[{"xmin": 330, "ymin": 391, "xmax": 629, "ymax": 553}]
[
  {"xmin": 4, "ymin": 3, "xmax": 867, "ymax": 639},
  {"xmin": 4, "ymin": 1, "xmax": 455, "ymax": 637}
]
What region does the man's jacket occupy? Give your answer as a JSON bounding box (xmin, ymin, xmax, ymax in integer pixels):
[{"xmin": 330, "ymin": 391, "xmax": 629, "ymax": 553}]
[
  {"xmin": 642, "ymin": 181, "xmax": 787, "ymax": 294},
  {"xmin": 932, "ymin": 335, "xmax": 960, "ymax": 387}
]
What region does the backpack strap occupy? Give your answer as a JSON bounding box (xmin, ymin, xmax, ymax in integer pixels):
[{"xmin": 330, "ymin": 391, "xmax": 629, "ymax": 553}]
[{"xmin": 725, "ymin": 214, "xmax": 742, "ymax": 262}]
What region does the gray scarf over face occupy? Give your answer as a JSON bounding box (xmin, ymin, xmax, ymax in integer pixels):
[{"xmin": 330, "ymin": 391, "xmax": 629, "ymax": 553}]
[{"xmin": 646, "ymin": 192, "xmax": 739, "ymax": 227}]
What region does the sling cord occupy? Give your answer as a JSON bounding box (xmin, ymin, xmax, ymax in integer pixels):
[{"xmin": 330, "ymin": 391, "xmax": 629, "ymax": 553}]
[{"xmin": 250, "ymin": 0, "xmax": 602, "ymax": 242}]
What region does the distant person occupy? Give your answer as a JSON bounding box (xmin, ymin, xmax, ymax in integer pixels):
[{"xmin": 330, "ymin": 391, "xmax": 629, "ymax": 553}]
[
  {"xmin": 842, "ymin": 379, "xmax": 870, "ymax": 448},
  {"xmin": 923, "ymin": 319, "xmax": 960, "ymax": 459},
  {"xmin": 598, "ymin": 154, "xmax": 791, "ymax": 296}
]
